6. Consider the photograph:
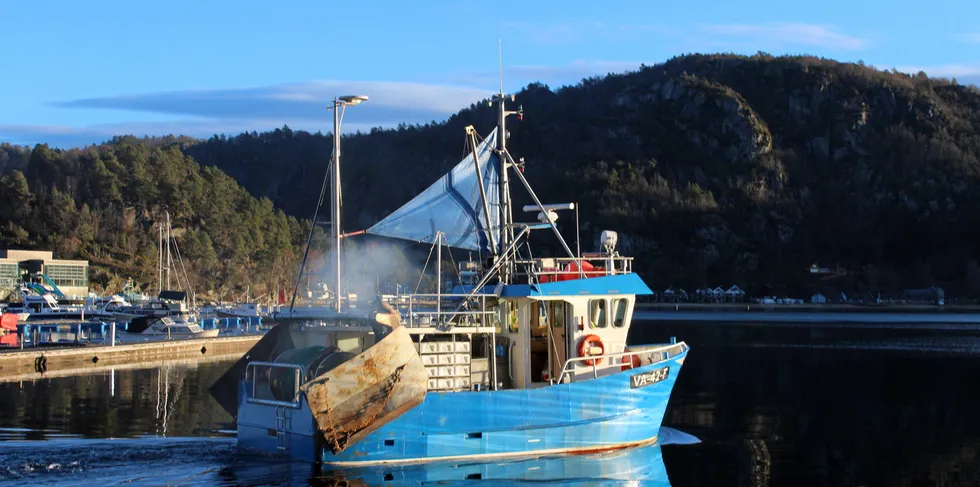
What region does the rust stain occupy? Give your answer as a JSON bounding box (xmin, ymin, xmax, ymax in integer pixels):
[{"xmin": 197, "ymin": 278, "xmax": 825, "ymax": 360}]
[{"xmin": 566, "ymin": 435, "xmax": 658, "ymax": 456}]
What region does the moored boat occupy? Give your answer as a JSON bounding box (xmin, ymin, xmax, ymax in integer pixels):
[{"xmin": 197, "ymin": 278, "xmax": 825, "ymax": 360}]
[
  {"xmin": 5, "ymin": 288, "xmax": 84, "ymax": 320},
  {"xmin": 216, "ymin": 302, "xmax": 266, "ymax": 319},
  {"xmin": 211, "ymin": 79, "xmax": 688, "ymax": 466},
  {"xmin": 117, "ymin": 315, "xmax": 219, "ymax": 341}
]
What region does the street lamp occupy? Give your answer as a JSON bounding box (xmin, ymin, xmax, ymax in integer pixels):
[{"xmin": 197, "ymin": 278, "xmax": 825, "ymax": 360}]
[{"xmin": 327, "ymin": 95, "xmax": 368, "ymax": 312}]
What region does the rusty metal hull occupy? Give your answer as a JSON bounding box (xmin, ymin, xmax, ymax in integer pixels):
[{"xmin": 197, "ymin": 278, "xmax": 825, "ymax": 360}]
[{"xmin": 301, "ymin": 325, "xmax": 427, "ymax": 454}]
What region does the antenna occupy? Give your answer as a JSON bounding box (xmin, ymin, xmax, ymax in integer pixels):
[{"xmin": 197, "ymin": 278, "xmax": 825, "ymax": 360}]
[{"xmin": 498, "ymin": 38, "xmax": 504, "ymax": 96}]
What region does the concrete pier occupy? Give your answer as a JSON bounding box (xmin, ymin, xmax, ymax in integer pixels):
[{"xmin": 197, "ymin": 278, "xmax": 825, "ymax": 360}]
[{"xmin": 0, "ymin": 335, "xmax": 259, "ymax": 381}]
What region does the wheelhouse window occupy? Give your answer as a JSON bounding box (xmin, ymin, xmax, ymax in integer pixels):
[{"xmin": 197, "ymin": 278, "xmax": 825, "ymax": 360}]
[
  {"xmin": 549, "ymin": 301, "xmax": 565, "ymax": 328},
  {"xmin": 589, "ymin": 299, "xmax": 607, "ymax": 328},
  {"xmin": 612, "ymin": 298, "xmax": 629, "ymax": 327}
]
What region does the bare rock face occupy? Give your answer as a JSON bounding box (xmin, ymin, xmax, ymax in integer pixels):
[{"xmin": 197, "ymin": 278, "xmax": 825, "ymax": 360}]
[{"xmin": 639, "ymin": 74, "xmax": 783, "ymax": 202}]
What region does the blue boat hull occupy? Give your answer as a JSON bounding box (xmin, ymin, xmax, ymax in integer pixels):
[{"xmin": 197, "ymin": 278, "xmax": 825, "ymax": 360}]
[{"xmin": 236, "ymin": 344, "xmax": 687, "ymax": 465}]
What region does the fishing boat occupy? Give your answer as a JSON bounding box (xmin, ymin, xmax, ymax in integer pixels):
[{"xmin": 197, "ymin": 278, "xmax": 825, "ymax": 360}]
[{"xmin": 210, "ymin": 82, "xmax": 689, "ymax": 466}]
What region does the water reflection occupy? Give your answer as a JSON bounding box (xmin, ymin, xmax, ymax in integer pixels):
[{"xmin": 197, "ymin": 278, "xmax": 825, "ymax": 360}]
[
  {"xmin": 0, "ymin": 432, "xmax": 693, "ymax": 486},
  {"xmin": 5, "ymin": 316, "xmax": 980, "ymax": 485},
  {"xmin": 0, "ymin": 360, "xmax": 233, "ymax": 440},
  {"xmin": 311, "ymin": 442, "xmax": 674, "ymax": 486},
  {"xmin": 636, "ymin": 320, "xmax": 980, "ymax": 486}
]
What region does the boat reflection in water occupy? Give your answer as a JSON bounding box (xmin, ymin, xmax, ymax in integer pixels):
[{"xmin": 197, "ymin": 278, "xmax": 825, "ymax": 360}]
[{"xmin": 309, "ymin": 427, "xmax": 698, "ymax": 487}]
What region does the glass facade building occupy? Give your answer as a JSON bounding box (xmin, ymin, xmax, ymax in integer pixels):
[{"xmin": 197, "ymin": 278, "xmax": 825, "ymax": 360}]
[{"xmin": 0, "ymin": 249, "xmax": 89, "ymax": 297}]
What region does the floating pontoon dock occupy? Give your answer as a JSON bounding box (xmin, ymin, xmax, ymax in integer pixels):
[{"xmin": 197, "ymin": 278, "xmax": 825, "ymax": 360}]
[{"xmin": 0, "ymin": 335, "xmax": 260, "ymax": 381}]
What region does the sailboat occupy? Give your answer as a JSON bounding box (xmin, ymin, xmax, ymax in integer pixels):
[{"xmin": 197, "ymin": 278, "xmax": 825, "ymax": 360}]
[{"xmin": 210, "ymin": 73, "xmax": 689, "ymax": 466}]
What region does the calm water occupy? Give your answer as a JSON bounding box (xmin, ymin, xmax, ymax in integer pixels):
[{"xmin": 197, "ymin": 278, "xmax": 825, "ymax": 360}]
[{"xmin": 3, "ymin": 316, "xmax": 980, "ymax": 486}]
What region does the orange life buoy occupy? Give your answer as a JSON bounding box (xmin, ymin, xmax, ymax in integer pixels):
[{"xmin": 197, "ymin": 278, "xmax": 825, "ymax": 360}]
[
  {"xmin": 578, "ymin": 334, "xmax": 605, "ymax": 366},
  {"xmin": 621, "ymin": 346, "xmax": 642, "ymax": 371}
]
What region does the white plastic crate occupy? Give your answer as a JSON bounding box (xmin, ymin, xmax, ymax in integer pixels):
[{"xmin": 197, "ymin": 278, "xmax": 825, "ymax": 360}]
[{"xmin": 437, "ymin": 354, "xmax": 455, "ymax": 365}]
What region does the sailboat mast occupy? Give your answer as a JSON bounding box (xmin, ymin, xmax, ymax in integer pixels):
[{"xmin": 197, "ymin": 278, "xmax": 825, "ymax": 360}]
[
  {"xmin": 332, "ymin": 97, "xmax": 343, "ymax": 312},
  {"xmin": 157, "ymin": 221, "xmax": 163, "ymax": 294},
  {"xmin": 166, "ymin": 211, "xmax": 172, "ymax": 290}
]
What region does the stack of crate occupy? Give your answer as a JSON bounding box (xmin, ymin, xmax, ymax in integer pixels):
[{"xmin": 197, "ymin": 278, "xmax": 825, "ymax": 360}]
[{"xmin": 418, "ymin": 340, "xmax": 472, "ymax": 390}]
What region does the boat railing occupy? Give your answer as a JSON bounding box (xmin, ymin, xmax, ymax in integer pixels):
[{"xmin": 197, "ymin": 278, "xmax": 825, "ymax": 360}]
[
  {"xmin": 511, "ymin": 255, "xmax": 634, "ymax": 283},
  {"xmin": 556, "ymin": 341, "xmax": 689, "ymax": 384},
  {"xmin": 381, "ymin": 293, "xmax": 498, "ymax": 329},
  {"xmin": 244, "ymin": 361, "xmax": 308, "ymax": 408}
]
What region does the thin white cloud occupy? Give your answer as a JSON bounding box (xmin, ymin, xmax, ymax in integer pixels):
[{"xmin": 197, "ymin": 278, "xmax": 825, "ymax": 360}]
[
  {"xmin": 55, "ymin": 80, "xmax": 493, "ymax": 123},
  {"xmin": 701, "ymin": 22, "xmax": 869, "ymax": 50},
  {"xmin": 5, "ymin": 59, "xmax": 654, "ymax": 148},
  {"xmin": 960, "ymin": 32, "xmax": 980, "ymax": 43}
]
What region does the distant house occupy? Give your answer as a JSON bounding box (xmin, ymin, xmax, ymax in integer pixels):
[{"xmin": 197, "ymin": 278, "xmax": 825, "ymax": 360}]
[
  {"xmin": 725, "ymin": 285, "xmax": 745, "ymax": 301},
  {"xmin": 811, "ymin": 293, "xmax": 828, "ymax": 304}
]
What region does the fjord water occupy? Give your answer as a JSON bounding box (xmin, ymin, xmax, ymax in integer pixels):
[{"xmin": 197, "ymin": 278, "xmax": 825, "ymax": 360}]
[{"xmin": 2, "ymin": 314, "xmax": 980, "ymax": 486}]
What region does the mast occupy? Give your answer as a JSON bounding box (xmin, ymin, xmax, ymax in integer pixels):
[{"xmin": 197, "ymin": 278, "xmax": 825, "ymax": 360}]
[
  {"xmin": 166, "ymin": 211, "xmax": 172, "ymax": 290},
  {"xmin": 157, "ymin": 221, "xmax": 162, "ymax": 294},
  {"xmin": 490, "ymin": 43, "xmax": 575, "ymax": 284},
  {"xmin": 494, "ymin": 42, "xmax": 521, "ymax": 283}
]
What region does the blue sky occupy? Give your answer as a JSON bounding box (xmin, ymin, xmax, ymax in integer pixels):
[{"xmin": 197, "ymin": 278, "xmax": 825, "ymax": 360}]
[{"xmin": 2, "ymin": 0, "xmax": 978, "ymax": 148}]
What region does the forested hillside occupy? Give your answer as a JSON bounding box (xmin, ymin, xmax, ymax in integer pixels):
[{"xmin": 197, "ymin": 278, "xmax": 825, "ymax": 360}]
[
  {"xmin": 184, "ymin": 54, "xmax": 980, "ymax": 296},
  {"xmin": 0, "ymin": 138, "xmax": 317, "ymax": 300},
  {"xmin": 5, "ymin": 53, "xmax": 980, "ymax": 297}
]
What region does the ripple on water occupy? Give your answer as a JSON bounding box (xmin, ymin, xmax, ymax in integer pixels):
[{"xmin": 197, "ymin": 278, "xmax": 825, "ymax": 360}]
[{"xmin": 0, "ymin": 437, "xmax": 282, "ymax": 487}]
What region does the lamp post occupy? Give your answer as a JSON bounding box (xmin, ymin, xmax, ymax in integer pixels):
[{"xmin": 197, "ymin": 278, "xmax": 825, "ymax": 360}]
[{"xmin": 327, "ymin": 95, "xmax": 368, "ymax": 312}]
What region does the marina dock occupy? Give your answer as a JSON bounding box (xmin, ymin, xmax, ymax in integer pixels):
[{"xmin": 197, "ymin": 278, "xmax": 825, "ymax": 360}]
[{"xmin": 0, "ymin": 334, "xmax": 260, "ymax": 382}]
